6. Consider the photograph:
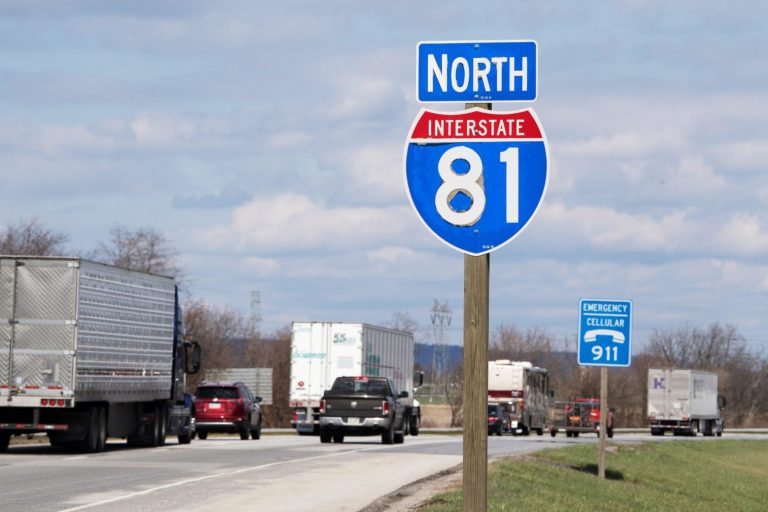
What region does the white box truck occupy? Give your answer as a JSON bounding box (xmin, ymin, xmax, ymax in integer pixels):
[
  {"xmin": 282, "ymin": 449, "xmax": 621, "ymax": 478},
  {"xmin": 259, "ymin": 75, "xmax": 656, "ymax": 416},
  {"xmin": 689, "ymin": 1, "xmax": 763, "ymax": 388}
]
[
  {"xmin": 289, "ymin": 322, "xmax": 421, "ymax": 436},
  {"xmin": 0, "ymin": 256, "xmax": 201, "ymax": 452},
  {"xmin": 488, "ymin": 360, "xmax": 550, "ymax": 435},
  {"xmin": 647, "ymin": 368, "xmax": 725, "ymax": 436}
]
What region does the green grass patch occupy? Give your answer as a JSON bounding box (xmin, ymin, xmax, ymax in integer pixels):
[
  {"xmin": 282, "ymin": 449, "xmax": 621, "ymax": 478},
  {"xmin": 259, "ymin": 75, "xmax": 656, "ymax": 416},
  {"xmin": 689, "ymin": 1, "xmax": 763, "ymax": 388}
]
[{"xmin": 421, "ymin": 440, "xmax": 768, "ymax": 511}]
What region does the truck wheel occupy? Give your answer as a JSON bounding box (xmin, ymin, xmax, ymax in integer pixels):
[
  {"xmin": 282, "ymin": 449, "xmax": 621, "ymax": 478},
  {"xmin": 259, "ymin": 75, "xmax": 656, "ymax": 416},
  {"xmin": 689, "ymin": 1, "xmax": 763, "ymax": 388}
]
[
  {"xmin": 536, "ymin": 428, "xmax": 544, "ymax": 436},
  {"xmin": 79, "ymin": 406, "xmax": 107, "ymax": 453},
  {"xmin": 0, "ymin": 433, "xmax": 10, "ymax": 452},
  {"xmin": 240, "ymin": 425, "xmax": 250, "ymax": 440},
  {"xmin": 550, "ymin": 429, "xmax": 557, "ymax": 438},
  {"xmin": 319, "ymin": 429, "xmax": 332, "ymax": 443},
  {"xmin": 409, "ymin": 415, "xmax": 420, "ymax": 436},
  {"xmin": 333, "ymin": 432, "xmax": 345, "ymax": 443},
  {"xmin": 382, "ymin": 424, "xmax": 394, "ymax": 445},
  {"xmin": 198, "ymin": 431, "xmax": 208, "ymax": 440},
  {"xmin": 177, "ymin": 430, "xmax": 192, "ymax": 445},
  {"xmin": 496, "ymin": 423, "xmax": 503, "ymax": 436},
  {"xmin": 573, "ymin": 432, "xmax": 579, "ymax": 438},
  {"xmin": 155, "ymin": 405, "xmax": 167, "ymax": 447}
]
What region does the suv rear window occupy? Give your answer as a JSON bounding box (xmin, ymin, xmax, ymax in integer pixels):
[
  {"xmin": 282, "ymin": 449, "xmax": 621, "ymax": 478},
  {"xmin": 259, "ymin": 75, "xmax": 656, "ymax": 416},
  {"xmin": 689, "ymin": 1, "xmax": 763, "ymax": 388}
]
[{"xmin": 196, "ymin": 386, "xmax": 239, "ymax": 399}]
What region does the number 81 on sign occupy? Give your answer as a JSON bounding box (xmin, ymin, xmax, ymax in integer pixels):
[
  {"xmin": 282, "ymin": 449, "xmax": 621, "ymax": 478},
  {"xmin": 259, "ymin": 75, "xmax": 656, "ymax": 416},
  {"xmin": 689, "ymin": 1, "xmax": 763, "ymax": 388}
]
[{"xmin": 404, "ymin": 108, "xmax": 549, "ymax": 256}]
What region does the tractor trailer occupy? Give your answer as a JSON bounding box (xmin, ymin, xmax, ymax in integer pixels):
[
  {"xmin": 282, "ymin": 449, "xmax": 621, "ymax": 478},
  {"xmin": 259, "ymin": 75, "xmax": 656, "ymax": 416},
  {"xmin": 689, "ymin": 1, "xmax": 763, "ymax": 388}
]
[
  {"xmin": 0, "ymin": 256, "xmax": 201, "ymax": 452},
  {"xmin": 289, "ymin": 322, "xmax": 421, "ymax": 436},
  {"xmin": 647, "ymin": 368, "xmax": 725, "ymax": 436}
]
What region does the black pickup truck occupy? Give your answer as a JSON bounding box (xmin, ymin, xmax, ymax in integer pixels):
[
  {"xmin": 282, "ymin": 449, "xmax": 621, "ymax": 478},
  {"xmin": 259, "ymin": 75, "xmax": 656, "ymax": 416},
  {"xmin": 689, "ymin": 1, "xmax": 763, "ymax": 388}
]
[{"xmin": 318, "ymin": 376, "xmax": 408, "ymax": 444}]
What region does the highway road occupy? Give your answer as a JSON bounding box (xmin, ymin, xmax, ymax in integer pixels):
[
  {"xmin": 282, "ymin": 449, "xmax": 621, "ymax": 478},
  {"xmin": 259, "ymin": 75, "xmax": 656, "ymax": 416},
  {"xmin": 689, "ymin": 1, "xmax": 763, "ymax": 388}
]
[{"xmin": 1, "ymin": 432, "xmax": 767, "ymax": 512}]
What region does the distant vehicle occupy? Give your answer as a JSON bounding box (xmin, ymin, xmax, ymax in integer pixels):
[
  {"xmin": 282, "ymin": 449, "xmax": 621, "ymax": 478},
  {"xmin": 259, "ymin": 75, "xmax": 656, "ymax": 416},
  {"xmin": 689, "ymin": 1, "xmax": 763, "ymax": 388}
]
[
  {"xmin": 289, "ymin": 322, "xmax": 421, "ymax": 436},
  {"xmin": 550, "ymin": 398, "xmax": 613, "ymax": 438},
  {"xmin": 193, "ymin": 382, "xmax": 263, "ymax": 440},
  {"xmin": 0, "ymin": 256, "xmax": 201, "ymax": 453},
  {"xmin": 647, "ymin": 368, "xmax": 725, "ymax": 437},
  {"xmin": 487, "ymin": 403, "xmax": 510, "ymax": 436},
  {"xmin": 488, "ymin": 360, "xmax": 550, "ymax": 435},
  {"xmin": 319, "ymin": 376, "xmax": 408, "ymax": 444}
]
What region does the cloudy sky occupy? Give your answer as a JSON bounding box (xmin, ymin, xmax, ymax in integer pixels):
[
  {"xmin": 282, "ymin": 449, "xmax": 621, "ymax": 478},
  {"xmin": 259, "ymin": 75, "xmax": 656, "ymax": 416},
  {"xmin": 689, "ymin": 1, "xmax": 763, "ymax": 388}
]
[{"xmin": 1, "ymin": 2, "xmax": 767, "ymax": 352}]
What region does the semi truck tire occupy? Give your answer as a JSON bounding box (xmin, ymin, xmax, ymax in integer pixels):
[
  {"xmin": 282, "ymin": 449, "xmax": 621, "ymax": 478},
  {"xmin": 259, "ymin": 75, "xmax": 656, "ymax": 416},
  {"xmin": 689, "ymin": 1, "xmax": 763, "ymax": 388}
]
[
  {"xmin": 78, "ymin": 406, "xmax": 107, "ymax": 453},
  {"xmin": 0, "ymin": 432, "xmax": 10, "ymax": 452}
]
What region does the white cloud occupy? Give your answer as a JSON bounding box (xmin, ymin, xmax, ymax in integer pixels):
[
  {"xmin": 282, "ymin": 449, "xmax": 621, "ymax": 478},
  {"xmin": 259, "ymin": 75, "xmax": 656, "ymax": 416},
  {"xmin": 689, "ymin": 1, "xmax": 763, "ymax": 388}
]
[
  {"xmin": 715, "ymin": 213, "xmax": 768, "ymax": 256},
  {"xmin": 198, "ymin": 193, "xmax": 416, "ymax": 253}
]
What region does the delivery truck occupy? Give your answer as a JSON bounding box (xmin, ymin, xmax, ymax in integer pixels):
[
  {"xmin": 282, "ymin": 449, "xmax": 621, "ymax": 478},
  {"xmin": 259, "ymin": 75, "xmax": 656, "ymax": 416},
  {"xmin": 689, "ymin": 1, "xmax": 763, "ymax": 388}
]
[
  {"xmin": 487, "ymin": 360, "xmax": 550, "ymax": 435},
  {"xmin": 647, "ymin": 368, "xmax": 725, "ymax": 436},
  {"xmin": 289, "ymin": 322, "xmax": 421, "ymax": 436},
  {"xmin": 0, "ymin": 256, "xmax": 201, "ymax": 452}
]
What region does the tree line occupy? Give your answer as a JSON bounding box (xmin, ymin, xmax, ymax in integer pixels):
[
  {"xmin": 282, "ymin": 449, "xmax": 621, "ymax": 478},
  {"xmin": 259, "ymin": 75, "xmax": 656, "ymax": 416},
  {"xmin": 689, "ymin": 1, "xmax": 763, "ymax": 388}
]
[{"xmin": 3, "ymin": 218, "xmax": 766, "ymax": 428}]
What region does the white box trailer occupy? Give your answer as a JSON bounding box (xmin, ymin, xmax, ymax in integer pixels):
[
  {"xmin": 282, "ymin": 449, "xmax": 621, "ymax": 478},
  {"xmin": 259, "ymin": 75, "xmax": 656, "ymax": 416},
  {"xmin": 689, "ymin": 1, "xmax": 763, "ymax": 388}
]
[
  {"xmin": 289, "ymin": 322, "xmax": 420, "ymax": 435},
  {"xmin": 488, "ymin": 360, "xmax": 550, "ymax": 435},
  {"xmin": 647, "ymin": 368, "xmax": 724, "ymax": 436},
  {"xmin": 0, "ymin": 256, "xmax": 201, "ymax": 452}
]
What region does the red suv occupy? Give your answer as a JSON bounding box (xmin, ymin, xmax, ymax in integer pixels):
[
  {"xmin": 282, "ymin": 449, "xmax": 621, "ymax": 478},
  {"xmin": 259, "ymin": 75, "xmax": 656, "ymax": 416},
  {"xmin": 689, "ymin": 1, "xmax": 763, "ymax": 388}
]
[{"xmin": 193, "ymin": 381, "xmax": 263, "ymax": 440}]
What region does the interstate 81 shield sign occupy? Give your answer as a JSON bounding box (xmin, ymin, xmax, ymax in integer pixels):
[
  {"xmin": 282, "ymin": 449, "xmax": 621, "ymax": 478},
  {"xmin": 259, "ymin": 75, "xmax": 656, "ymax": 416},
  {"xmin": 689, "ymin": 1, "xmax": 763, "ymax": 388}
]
[{"xmin": 404, "ymin": 108, "xmax": 548, "ymax": 255}]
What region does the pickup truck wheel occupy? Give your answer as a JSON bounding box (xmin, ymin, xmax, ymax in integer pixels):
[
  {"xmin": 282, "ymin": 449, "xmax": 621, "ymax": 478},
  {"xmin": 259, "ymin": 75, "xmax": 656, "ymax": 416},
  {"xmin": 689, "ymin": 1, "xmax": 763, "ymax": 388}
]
[
  {"xmin": 496, "ymin": 423, "xmax": 503, "ymax": 436},
  {"xmin": 394, "ymin": 431, "xmax": 405, "ymax": 444},
  {"xmin": 409, "ymin": 415, "xmax": 420, "ymax": 436},
  {"xmin": 332, "ymin": 432, "xmax": 345, "ymax": 443},
  {"xmin": 198, "ymin": 431, "xmax": 208, "ymax": 440},
  {"xmin": 382, "ymin": 424, "xmax": 394, "ymax": 445},
  {"xmin": 240, "ymin": 425, "xmax": 250, "ymax": 440},
  {"xmin": 320, "ymin": 429, "xmax": 332, "ymax": 443}
]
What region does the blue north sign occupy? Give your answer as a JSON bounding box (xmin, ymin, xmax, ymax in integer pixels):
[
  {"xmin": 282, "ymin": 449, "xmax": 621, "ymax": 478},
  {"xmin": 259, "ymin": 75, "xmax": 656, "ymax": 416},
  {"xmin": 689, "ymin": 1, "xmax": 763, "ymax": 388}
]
[{"xmin": 417, "ymin": 40, "xmax": 538, "ymax": 103}]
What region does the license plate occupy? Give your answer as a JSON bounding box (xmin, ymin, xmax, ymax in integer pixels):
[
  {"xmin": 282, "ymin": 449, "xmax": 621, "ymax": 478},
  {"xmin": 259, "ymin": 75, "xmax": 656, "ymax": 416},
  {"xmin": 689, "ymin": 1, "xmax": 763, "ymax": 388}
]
[
  {"xmin": 208, "ymin": 403, "xmax": 221, "ymax": 409},
  {"xmin": 347, "ymin": 417, "xmax": 361, "ymax": 425}
]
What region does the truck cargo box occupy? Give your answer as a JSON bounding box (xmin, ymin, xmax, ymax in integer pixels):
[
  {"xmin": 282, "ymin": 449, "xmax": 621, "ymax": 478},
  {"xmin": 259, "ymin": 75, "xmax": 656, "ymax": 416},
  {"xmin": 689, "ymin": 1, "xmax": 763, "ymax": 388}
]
[
  {"xmin": 647, "ymin": 368, "xmax": 719, "ymax": 420},
  {"xmin": 0, "ymin": 256, "xmax": 177, "ymax": 406}
]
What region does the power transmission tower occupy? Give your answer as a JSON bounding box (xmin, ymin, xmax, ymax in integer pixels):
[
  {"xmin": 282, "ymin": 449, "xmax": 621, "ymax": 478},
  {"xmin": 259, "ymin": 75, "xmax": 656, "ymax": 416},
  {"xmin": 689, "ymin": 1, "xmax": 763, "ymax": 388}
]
[
  {"xmin": 250, "ymin": 290, "xmax": 262, "ymax": 337},
  {"xmin": 430, "ymin": 300, "xmax": 452, "ymax": 403}
]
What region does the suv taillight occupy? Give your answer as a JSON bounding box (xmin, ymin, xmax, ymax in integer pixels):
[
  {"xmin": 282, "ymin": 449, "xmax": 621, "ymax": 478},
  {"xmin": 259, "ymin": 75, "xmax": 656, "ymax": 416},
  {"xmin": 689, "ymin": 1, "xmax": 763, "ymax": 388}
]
[
  {"xmin": 319, "ymin": 399, "xmax": 326, "ymax": 414},
  {"xmin": 382, "ymin": 400, "xmax": 390, "ymax": 416}
]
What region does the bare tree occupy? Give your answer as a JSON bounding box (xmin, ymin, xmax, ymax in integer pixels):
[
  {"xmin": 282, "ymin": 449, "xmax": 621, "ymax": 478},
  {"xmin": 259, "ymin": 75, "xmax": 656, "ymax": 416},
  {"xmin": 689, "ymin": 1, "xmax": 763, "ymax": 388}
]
[
  {"xmin": 183, "ymin": 300, "xmax": 247, "ymax": 390},
  {"xmin": 385, "ymin": 311, "xmax": 419, "ymax": 334},
  {"xmin": 244, "ymin": 326, "xmax": 292, "ymax": 427},
  {"xmin": 94, "ymin": 225, "xmax": 182, "ymax": 278},
  {"xmin": 0, "ymin": 218, "xmax": 68, "ymax": 255}
]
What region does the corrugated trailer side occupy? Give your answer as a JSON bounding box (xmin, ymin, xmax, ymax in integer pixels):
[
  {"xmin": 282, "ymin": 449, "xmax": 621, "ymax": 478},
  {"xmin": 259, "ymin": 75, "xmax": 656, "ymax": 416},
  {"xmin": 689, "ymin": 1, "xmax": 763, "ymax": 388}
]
[
  {"xmin": 76, "ymin": 259, "xmax": 176, "ymax": 402},
  {"xmin": 362, "ymin": 323, "xmax": 414, "ymax": 395}
]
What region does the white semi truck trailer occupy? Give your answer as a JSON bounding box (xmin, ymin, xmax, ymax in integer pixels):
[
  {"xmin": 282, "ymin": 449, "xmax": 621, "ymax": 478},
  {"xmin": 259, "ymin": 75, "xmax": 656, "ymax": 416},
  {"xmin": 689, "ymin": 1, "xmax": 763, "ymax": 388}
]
[
  {"xmin": 289, "ymin": 322, "xmax": 421, "ymax": 436},
  {"xmin": 0, "ymin": 256, "xmax": 201, "ymax": 452},
  {"xmin": 647, "ymin": 368, "xmax": 725, "ymax": 436}
]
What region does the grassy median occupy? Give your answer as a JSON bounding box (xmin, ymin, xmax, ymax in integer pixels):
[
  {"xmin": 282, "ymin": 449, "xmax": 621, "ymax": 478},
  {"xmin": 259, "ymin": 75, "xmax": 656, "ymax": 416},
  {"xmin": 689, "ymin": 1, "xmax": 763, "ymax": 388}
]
[{"xmin": 421, "ymin": 440, "xmax": 768, "ymax": 511}]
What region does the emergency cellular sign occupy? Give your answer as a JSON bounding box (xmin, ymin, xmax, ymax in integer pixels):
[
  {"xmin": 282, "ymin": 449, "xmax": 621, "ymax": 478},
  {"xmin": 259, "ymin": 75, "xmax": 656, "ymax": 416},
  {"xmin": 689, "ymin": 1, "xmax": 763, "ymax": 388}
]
[
  {"xmin": 578, "ymin": 299, "xmax": 632, "ymax": 367},
  {"xmin": 417, "ymin": 40, "xmax": 537, "ymax": 103}
]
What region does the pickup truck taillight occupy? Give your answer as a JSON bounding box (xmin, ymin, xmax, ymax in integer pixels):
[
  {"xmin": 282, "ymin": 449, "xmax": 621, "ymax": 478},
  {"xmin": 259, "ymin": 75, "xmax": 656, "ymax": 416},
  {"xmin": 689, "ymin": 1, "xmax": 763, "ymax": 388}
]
[
  {"xmin": 319, "ymin": 399, "xmax": 326, "ymax": 414},
  {"xmin": 382, "ymin": 400, "xmax": 390, "ymax": 416}
]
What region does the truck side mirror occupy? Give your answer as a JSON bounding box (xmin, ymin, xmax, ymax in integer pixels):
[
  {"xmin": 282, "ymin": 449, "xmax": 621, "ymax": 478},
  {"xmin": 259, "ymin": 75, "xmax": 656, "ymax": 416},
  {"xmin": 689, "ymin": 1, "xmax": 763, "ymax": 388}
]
[
  {"xmin": 185, "ymin": 341, "xmax": 201, "ymax": 374},
  {"xmin": 414, "ymin": 371, "xmax": 424, "ymax": 387}
]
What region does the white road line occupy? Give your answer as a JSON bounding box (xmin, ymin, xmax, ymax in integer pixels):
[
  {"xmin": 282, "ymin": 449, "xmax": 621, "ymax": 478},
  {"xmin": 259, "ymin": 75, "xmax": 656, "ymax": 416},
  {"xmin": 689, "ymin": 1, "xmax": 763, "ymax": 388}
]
[{"xmin": 55, "ymin": 448, "xmax": 364, "ymax": 512}]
